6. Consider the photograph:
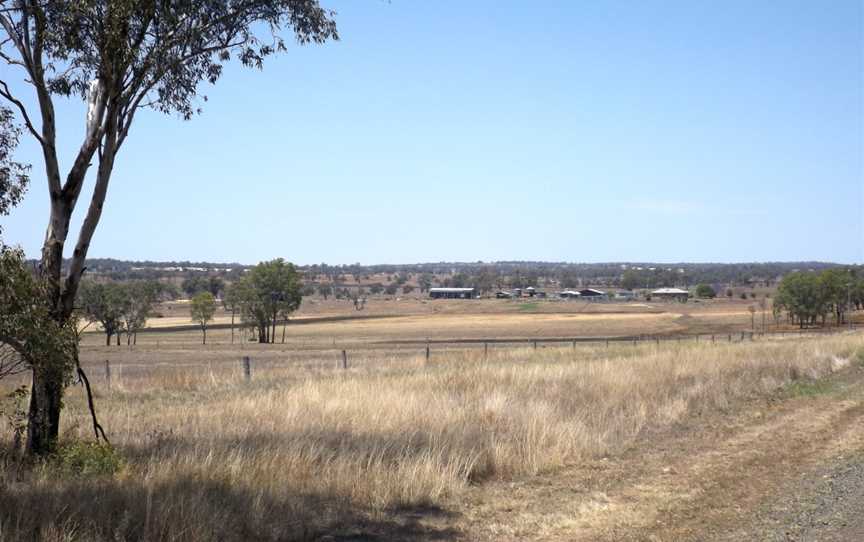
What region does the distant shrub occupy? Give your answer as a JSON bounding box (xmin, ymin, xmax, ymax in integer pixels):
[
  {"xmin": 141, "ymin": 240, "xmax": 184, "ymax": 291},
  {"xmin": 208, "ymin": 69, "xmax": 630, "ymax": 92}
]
[
  {"xmin": 50, "ymin": 440, "xmax": 125, "ymax": 478},
  {"xmin": 695, "ymin": 284, "xmax": 716, "ymax": 298}
]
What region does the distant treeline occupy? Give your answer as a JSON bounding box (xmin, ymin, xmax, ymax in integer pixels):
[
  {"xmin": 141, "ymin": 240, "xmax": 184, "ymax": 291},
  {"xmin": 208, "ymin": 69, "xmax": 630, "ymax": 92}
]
[{"xmin": 35, "ymin": 259, "xmax": 854, "ymax": 290}]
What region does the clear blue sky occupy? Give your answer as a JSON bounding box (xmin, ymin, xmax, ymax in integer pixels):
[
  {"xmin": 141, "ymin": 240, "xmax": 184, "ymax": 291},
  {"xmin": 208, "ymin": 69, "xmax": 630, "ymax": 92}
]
[{"xmin": 2, "ymin": 0, "xmax": 862, "ymax": 265}]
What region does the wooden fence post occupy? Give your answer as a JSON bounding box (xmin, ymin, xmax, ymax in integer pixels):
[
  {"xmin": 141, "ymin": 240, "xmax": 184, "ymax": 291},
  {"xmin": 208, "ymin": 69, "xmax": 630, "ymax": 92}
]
[
  {"xmin": 341, "ymin": 350, "xmax": 348, "ymax": 370},
  {"xmin": 533, "ymin": 340, "xmax": 537, "ymax": 350},
  {"xmin": 242, "ymin": 356, "xmax": 251, "ymax": 381},
  {"xmin": 484, "ymin": 342, "xmax": 488, "ymax": 359},
  {"xmin": 425, "ymin": 342, "xmax": 430, "ymax": 363},
  {"xmin": 104, "ymin": 360, "xmax": 111, "ymax": 389}
]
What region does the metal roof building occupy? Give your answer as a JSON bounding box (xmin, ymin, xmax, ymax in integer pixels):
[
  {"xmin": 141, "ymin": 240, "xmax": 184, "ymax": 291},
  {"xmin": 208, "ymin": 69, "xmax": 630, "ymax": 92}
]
[
  {"xmin": 651, "ymin": 287, "xmax": 690, "ymax": 301},
  {"xmin": 429, "ymin": 287, "xmax": 476, "ymax": 299}
]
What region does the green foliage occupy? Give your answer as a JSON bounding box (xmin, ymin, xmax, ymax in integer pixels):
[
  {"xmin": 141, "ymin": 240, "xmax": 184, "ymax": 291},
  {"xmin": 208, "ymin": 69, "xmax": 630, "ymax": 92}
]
[
  {"xmin": 783, "ymin": 378, "xmax": 836, "ymax": 398},
  {"xmin": 78, "ymin": 280, "xmax": 161, "ymax": 344},
  {"xmin": 182, "ymin": 275, "xmax": 224, "ymax": 297},
  {"xmin": 1, "ymin": 385, "xmax": 29, "ymax": 453},
  {"xmin": 190, "ymin": 292, "xmax": 216, "ymax": 326},
  {"xmin": 0, "ymin": 107, "xmax": 29, "ymax": 235},
  {"xmin": 190, "ymin": 291, "xmax": 216, "ymax": 344},
  {"xmin": 695, "ymin": 284, "xmax": 716, "ymax": 298},
  {"xmin": 418, "ymin": 274, "xmax": 433, "ymax": 293},
  {"xmin": 3, "ymin": 1, "xmax": 338, "ymax": 120},
  {"xmin": 50, "ymin": 440, "xmax": 125, "ymax": 478},
  {"xmin": 621, "ymin": 270, "xmax": 641, "ymax": 290},
  {"xmin": 775, "ymin": 269, "xmax": 858, "ymax": 327},
  {"xmin": 0, "ymin": 247, "xmax": 76, "ymax": 380}
]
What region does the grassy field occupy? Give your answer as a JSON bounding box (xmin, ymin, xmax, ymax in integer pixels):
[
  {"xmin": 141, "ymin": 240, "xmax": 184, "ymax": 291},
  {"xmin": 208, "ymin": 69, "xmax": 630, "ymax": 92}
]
[
  {"xmin": 81, "ymin": 297, "xmax": 776, "ymax": 353},
  {"xmin": 1, "ymin": 332, "xmax": 861, "ymax": 541}
]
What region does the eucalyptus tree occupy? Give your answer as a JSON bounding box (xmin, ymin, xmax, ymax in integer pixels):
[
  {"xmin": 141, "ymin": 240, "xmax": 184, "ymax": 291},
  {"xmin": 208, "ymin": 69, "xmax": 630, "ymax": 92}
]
[
  {"xmin": 0, "ymin": 0, "xmax": 337, "ymax": 455},
  {"xmin": 190, "ymin": 291, "xmax": 216, "ymax": 344},
  {"xmin": 228, "ymin": 259, "xmax": 302, "ymax": 343},
  {"xmin": 120, "ymin": 280, "xmax": 160, "ymax": 345},
  {"xmin": 78, "ymin": 281, "xmax": 126, "ymax": 346}
]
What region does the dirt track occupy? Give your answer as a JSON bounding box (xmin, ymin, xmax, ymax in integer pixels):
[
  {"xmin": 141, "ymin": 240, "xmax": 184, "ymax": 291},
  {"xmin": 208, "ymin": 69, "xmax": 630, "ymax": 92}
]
[{"xmin": 374, "ymin": 359, "xmax": 864, "ymax": 541}]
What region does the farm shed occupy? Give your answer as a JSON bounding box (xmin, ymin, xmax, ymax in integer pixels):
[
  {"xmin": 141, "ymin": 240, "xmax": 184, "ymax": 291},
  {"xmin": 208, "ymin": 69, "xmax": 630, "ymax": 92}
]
[
  {"xmin": 651, "ymin": 287, "xmax": 689, "ymax": 302},
  {"xmin": 558, "ymin": 290, "xmax": 581, "ymax": 299},
  {"xmin": 429, "ymin": 287, "xmax": 476, "ymax": 299},
  {"xmin": 579, "ymin": 288, "xmax": 607, "ymax": 299}
]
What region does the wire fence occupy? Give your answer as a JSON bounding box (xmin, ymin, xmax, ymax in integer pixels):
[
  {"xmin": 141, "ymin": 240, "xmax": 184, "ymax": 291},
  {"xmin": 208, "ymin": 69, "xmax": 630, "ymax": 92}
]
[{"xmin": 82, "ymin": 324, "xmax": 863, "ymax": 384}]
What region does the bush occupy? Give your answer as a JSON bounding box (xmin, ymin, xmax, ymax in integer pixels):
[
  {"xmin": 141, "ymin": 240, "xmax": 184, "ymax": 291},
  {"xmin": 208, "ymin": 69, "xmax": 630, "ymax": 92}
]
[
  {"xmin": 695, "ymin": 284, "xmax": 716, "ymax": 298},
  {"xmin": 50, "ymin": 440, "xmax": 125, "ymax": 477}
]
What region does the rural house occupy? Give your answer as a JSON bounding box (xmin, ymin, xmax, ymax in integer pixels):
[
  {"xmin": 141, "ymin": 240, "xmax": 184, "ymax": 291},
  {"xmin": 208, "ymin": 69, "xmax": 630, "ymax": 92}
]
[{"xmin": 651, "ymin": 287, "xmax": 690, "ymax": 302}]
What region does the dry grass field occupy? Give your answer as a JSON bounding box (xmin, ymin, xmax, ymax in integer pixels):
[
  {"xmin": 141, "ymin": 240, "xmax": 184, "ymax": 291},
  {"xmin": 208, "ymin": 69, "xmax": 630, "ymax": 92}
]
[
  {"xmin": 86, "ymin": 297, "xmax": 773, "ymax": 352},
  {"xmin": 2, "ymin": 331, "xmax": 862, "ymax": 541}
]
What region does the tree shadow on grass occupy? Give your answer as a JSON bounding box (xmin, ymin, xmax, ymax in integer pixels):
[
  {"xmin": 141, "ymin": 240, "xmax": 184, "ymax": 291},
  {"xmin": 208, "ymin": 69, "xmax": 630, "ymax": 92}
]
[
  {"xmin": 1, "ymin": 429, "xmax": 466, "ymax": 542},
  {"xmin": 0, "ymin": 473, "xmax": 461, "ymax": 541}
]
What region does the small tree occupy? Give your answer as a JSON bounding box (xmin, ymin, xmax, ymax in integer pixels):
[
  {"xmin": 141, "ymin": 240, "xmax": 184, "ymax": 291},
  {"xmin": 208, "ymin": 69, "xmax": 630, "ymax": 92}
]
[
  {"xmin": 79, "ymin": 282, "xmax": 126, "ymax": 346},
  {"xmin": 695, "ymin": 284, "xmax": 716, "ymax": 299},
  {"xmin": 318, "ymin": 284, "xmax": 332, "ymax": 300},
  {"xmin": 120, "ymin": 281, "xmax": 160, "ymax": 345},
  {"xmin": 418, "ymin": 274, "xmax": 433, "ymax": 293},
  {"xmin": 190, "ymin": 292, "xmax": 216, "ymax": 344}
]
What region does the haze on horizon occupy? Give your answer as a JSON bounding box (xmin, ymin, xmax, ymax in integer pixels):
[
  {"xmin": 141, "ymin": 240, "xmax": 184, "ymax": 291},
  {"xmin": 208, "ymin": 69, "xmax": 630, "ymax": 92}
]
[{"xmin": 2, "ymin": 0, "xmax": 862, "ymax": 265}]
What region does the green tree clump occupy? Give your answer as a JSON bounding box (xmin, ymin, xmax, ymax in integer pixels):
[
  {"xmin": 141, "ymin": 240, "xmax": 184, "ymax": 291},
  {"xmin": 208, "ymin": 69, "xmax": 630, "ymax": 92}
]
[
  {"xmin": 226, "ymin": 259, "xmax": 303, "ymax": 343},
  {"xmin": 695, "ymin": 284, "xmax": 716, "ymax": 298},
  {"xmin": 774, "ymin": 269, "xmax": 860, "ymax": 328}
]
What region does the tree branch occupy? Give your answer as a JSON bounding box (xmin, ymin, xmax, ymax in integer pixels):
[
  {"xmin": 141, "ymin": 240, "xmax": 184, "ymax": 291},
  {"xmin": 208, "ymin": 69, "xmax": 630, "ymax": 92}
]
[
  {"xmin": 0, "ymin": 79, "xmax": 44, "ymax": 145},
  {"xmin": 75, "ymin": 359, "xmax": 109, "ymax": 444}
]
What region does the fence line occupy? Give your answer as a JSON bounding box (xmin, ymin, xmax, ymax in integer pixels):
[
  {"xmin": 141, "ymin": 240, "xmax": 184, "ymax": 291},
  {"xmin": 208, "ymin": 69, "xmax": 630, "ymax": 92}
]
[{"xmin": 81, "ymin": 326, "xmax": 861, "ymax": 380}]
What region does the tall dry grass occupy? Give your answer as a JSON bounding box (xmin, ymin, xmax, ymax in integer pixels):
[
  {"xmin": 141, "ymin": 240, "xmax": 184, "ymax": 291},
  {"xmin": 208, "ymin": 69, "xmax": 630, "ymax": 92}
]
[{"xmin": 1, "ymin": 334, "xmax": 861, "ymax": 541}]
